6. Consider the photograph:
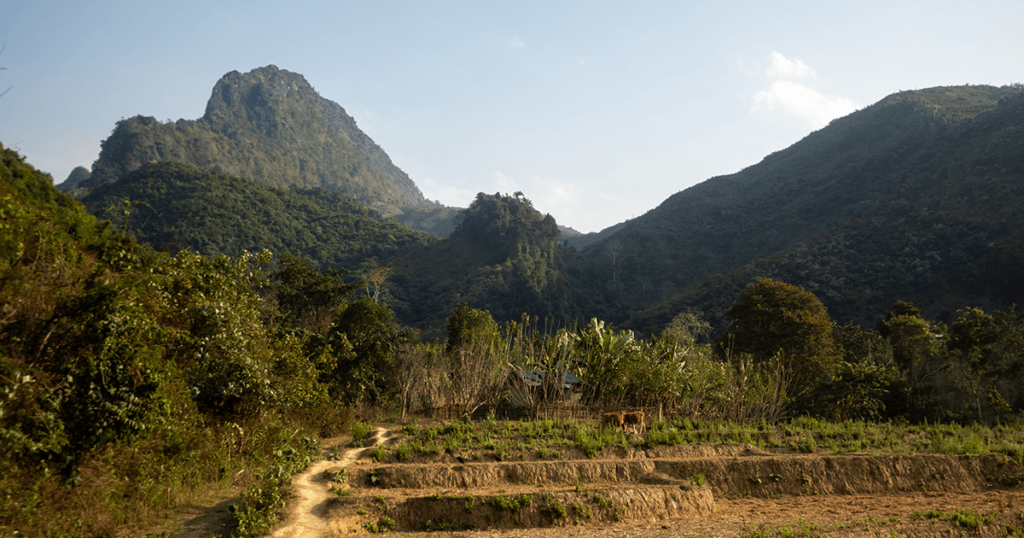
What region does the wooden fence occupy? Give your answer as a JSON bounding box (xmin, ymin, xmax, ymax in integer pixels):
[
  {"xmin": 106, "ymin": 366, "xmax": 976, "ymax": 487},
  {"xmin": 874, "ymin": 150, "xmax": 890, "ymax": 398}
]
[{"xmin": 419, "ymin": 403, "xmax": 669, "ymax": 423}]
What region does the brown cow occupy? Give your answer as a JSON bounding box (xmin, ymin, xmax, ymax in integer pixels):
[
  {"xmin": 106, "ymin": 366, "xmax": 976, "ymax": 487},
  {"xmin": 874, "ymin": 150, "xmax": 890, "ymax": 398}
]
[
  {"xmin": 601, "ymin": 411, "xmax": 625, "ymax": 431},
  {"xmin": 623, "ymin": 411, "xmax": 645, "ymax": 435}
]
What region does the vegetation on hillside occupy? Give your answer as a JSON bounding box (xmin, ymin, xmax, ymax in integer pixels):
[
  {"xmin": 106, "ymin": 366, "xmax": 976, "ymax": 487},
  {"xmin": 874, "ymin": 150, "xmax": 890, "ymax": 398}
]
[
  {"xmin": 0, "ymin": 145, "xmax": 374, "ymax": 536},
  {"xmin": 80, "ymin": 160, "xmax": 436, "ymax": 272},
  {"xmin": 7, "ymin": 113, "xmax": 1024, "ymax": 534},
  {"xmin": 619, "ymin": 85, "xmax": 1024, "ymax": 334},
  {"xmin": 385, "ymin": 191, "xmax": 584, "ymax": 337},
  {"xmin": 74, "ymin": 66, "xmax": 424, "ymax": 215}
]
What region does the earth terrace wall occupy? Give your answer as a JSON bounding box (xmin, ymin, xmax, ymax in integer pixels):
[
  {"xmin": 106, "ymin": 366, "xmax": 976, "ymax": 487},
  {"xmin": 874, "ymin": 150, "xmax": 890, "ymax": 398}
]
[
  {"xmin": 330, "ymin": 487, "xmax": 715, "ymax": 532},
  {"xmin": 355, "ymin": 453, "xmax": 1023, "ymax": 497}
]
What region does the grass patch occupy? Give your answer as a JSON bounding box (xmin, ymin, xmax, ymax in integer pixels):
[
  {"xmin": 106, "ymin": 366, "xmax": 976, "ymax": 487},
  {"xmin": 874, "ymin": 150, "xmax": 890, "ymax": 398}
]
[{"xmin": 912, "ymin": 508, "xmax": 997, "ymax": 530}]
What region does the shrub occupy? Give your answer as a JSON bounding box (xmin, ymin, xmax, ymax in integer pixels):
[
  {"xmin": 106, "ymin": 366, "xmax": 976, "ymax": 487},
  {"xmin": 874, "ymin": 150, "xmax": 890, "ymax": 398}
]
[{"xmin": 352, "ymin": 421, "xmax": 375, "ymax": 447}]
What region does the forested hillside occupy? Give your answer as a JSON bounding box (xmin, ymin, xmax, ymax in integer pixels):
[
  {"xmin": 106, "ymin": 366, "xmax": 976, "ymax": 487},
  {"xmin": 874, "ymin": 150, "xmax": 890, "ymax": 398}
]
[
  {"xmin": 386, "ymin": 192, "xmax": 579, "ymax": 335},
  {"xmin": 64, "ymin": 77, "xmax": 1024, "ymax": 339},
  {"xmin": 572, "ymin": 85, "xmax": 1024, "ymax": 333},
  {"xmin": 0, "ymin": 143, "xmax": 358, "ymax": 535},
  {"xmin": 80, "ymin": 161, "xmax": 437, "ymax": 274},
  {"xmin": 63, "ymin": 65, "xmax": 458, "ymax": 234}
]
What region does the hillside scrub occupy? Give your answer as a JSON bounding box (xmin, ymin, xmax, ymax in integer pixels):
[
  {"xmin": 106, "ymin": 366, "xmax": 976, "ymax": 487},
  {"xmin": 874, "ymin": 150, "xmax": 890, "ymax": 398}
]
[
  {"xmin": 386, "ymin": 285, "xmax": 1024, "ymax": 427},
  {"xmin": 0, "ymin": 145, "xmax": 351, "ymax": 536}
]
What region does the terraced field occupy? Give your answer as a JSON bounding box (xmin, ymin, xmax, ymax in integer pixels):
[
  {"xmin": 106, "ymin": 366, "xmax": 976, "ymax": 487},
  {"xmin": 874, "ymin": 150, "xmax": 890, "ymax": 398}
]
[{"xmin": 287, "ymin": 419, "xmax": 1024, "ymax": 537}]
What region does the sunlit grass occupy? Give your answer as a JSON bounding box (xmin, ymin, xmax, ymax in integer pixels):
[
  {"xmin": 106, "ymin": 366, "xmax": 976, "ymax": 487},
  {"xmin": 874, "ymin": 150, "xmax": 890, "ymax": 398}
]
[{"xmin": 373, "ymin": 415, "xmax": 1024, "ymax": 462}]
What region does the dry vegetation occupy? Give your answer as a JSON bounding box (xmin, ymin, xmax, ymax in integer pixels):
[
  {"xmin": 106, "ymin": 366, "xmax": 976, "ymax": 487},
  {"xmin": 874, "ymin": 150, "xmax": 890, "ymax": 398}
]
[{"xmin": 295, "ymin": 415, "xmax": 1024, "ymax": 537}]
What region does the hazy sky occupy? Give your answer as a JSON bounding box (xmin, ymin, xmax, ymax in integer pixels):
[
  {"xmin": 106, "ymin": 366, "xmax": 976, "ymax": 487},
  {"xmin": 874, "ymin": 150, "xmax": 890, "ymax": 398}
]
[{"xmin": 2, "ymin": 1, "xmax": 1021, "ymax": 233}]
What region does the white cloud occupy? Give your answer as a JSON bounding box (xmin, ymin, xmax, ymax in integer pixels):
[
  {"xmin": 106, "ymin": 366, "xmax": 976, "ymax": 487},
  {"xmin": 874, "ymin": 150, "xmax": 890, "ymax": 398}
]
[
  {"xmin": 751, "ymin": 52, "xmax": 858, "ymax": 128},
  {"xmin": 529, "ymin": 175, "xmax": 577, "ymax": 217},
  {"xmin": 417, "ymin": 176, "xmax": 477, "ymax": 208},
  {"xmin": 753, "ymin": 80, "xmax": 858, "ymax": 128},
  {"xmin": 766, "ymin": 51, "xmax": 815, "ymax": 79},
  {"xmin": 510, "ymin": 36, "xmax": 525, "ymax": 48}
]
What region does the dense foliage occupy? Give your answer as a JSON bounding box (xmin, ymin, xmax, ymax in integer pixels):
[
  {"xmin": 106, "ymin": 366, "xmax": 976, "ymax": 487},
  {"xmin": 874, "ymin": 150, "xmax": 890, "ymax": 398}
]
[
  {"xmin": 588, "ymin": 85, "xmax": 1024, "ymax": 332},
  {"xmin": 384, "ymin": 191, "xmax": 581, "ymax": 338},
  {"xmin": 719, "ymin": 278, "xmax": 837, "ymax": 407},
  {"xmin": 0, "ymin": 145, "xmax": 368, "ymax": 535},
  {"xmin": 80, "ymin": 160, "xmax": 436, "ymax": 273}
]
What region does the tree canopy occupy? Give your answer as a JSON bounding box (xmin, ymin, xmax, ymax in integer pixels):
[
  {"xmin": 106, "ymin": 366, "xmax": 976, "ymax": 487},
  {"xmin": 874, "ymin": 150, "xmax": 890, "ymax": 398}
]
[{"xmin": 720, "ymin": 278, "xmax": 837, "ymax": 399}]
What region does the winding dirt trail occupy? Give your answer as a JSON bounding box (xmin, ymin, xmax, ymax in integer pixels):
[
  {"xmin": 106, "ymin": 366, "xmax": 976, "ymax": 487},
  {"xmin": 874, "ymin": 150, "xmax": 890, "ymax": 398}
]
[{"xmin": 270, "ymin": 427, "xmax": 391, "ymax": 538}]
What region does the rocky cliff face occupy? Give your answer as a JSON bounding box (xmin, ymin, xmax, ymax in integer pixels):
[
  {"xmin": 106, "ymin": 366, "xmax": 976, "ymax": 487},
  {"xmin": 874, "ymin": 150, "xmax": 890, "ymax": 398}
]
[{"xmin": 75, "ymin": 65, "xmax": 427, "ymax": 216}]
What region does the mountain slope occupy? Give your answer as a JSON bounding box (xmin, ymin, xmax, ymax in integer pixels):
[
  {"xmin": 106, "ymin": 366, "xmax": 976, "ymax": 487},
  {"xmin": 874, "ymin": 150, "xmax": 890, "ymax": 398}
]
[
  {"xmin": 80, "ymin": 161, "xmax": 437, "ymax": 271},
  {"xmin": 615, "ymin": 85, "xmax": 1024, "ymax": 334},
  {"xmin": 81, "ymin": 167, "xmax": 575, "ymax": 338},
  {"xmin": 70, "ymin": 65, "xmax": 429, "ymax": 217}
]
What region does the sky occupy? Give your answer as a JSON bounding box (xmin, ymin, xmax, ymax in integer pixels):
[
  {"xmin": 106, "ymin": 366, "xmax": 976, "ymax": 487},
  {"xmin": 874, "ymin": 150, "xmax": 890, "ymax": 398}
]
[{"xmin": 1, "ymin": 1, "xmax": 1022, "ymax": 233}]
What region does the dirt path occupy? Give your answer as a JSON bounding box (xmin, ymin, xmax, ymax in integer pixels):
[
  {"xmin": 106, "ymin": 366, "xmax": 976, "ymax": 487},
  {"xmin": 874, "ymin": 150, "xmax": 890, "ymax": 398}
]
[{"xmin": 270, "ymin": 428, "xmax": 392, "ymax": 538}]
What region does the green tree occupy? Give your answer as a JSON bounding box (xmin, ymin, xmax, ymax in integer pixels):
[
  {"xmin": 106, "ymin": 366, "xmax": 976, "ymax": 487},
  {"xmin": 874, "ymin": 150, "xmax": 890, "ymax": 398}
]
[
  {"xmin": 719, "ymin": 278, "xmax": 837, "ymax": 406},
  {"xmin": 273, "ymin": 255, "xmax": 358, "ymax": 334},
  {"xmin": 331, "ymin": 298, "xmax": 404, "ymax": 404},
  {"xmin": 877, "ymin": 301, "xmax": 944, "ymax": 418},
  {"xmin": 816, "ymin": 322, "xmax": 899, "ymax": 421},
  {"xmin": 944, "ymin": 306, "xmax": 1024, "ymax": 423},
  {"xmin": 445, "ymin": 303, "xmax": 500, "ymax": 354}
]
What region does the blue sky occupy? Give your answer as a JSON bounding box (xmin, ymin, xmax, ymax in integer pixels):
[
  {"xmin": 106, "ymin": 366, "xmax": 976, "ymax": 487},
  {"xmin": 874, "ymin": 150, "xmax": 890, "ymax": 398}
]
[{"xmin": 2, "ymin": 1, "xmax": 1021, "ymax": 233}]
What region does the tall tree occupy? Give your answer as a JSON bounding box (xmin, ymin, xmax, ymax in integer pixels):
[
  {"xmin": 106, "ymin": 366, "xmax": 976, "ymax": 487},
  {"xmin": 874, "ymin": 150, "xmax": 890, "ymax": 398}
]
[
  {"xmin": 273, "ymin": 255, "xmax": 358, "ymax": 334},
  {"xmin": 877, "ymin": 301, "xmax": 945, "ymax": 419},
  {"xmin": 719, "ymin": 278, "xmax": 837, "ymax": 404}
]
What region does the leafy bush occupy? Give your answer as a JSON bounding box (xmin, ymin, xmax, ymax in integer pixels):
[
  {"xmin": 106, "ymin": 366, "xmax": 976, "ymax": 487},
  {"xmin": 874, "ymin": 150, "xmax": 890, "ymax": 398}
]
[{"xmin": 352, "ymin": 421, "xmax": 375, "ymax": 447}]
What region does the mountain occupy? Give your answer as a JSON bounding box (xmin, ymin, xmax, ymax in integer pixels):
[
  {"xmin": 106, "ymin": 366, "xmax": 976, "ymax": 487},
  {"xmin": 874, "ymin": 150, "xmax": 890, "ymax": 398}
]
[
  {"xmin": 64, "ymin": 65, "xmax": 458, "ymax": 233},
  {"xmin": 591, "ymin": 85, "xmax": 1024, "ymax": 334},
  {"xmin": 61, "ymin": 166, "xmax": 91, "ymax": 190},
  {"xmin": 65, "ymin": 77, "xmax": 1024, "ymax": 338},
  {"xmin": 80, "ymin": 164, "xmax": 574, "ymax": 338}
]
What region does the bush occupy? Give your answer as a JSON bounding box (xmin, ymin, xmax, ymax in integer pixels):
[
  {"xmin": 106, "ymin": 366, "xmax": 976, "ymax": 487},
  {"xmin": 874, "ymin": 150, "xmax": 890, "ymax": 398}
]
[{"xmin": 352, "ymin": 421, "xmax": 375, "ymax": 447}]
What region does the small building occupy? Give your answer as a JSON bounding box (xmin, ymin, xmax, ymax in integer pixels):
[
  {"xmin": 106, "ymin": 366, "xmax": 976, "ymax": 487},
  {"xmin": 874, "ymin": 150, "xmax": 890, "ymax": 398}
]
[{"xmin": 508, "ymin": 370, "xmax": 582, "ymax": 408}]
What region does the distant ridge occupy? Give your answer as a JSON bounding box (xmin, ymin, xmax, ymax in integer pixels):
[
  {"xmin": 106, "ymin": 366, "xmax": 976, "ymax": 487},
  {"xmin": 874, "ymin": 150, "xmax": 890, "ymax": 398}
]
[{"xmin": 589, "ymin": 84, "xmax": 1024, "ymax": 334}]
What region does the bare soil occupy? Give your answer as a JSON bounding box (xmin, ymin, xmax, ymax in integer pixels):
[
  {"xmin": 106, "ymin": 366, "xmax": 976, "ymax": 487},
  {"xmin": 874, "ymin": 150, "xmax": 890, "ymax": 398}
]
[
  {"xmin": 313, "ymin": 439, "xmax": 1024, "ymax": 537},
  {"xmin": 159, "ymin": 425, "xmax": 1024, "ymax": 537}
]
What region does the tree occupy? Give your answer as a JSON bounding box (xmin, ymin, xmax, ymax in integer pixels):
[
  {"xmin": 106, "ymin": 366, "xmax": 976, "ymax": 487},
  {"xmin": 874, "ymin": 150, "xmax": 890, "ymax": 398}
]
[
  {"xmin": 445, "ymin": 303, "xmax": 500, "ymax": 354},
  {"xmin": 817, "ymin": 322, "xmax": 898, "ymax": 421},
  {"xmin": 877, "ymin": 301, "xmax": 944, "ymax": 418},
  {"xmin": 719, "ymin": 278, "xmax": 837, "ymax": 404},
  {"xmin": 944, "ymin": 306, "xmax": 1024, "ymax": 423},
  {"xmin": 273, "ymin": 255, "xmax": 358, "ymax": 334},
  {"xmin": 364, "ymin": 266, "xmax": 391, "ymax": 304},
  {"xmin": 331, "ymin": 298, "xmax": 404, "ymax": 404}
]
